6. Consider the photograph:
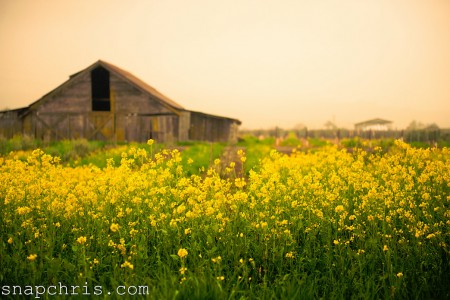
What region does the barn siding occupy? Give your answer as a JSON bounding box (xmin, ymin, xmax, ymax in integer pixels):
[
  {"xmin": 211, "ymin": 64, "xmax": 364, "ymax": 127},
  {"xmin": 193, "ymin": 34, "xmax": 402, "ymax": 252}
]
[
  {"xmin": 0, "ymin": 109, "xmax": 24, "ymax": 138},
  {"xmin": 189, "ymin": 112, "xmax": 240, "ymax": 143},
  {"xmin": 110, "ymin": 73, "xmax": 173, "ymax": 115},
  {"xmin": 34, "ymin": 73, "xmax": 92, "ymax": 113}
]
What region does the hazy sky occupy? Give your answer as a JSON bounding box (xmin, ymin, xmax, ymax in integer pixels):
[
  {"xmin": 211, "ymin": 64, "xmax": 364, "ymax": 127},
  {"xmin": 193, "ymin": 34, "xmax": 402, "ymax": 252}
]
[{"xmin": 1, "ymin": 0, "xmax": 449, "ymax": 129}]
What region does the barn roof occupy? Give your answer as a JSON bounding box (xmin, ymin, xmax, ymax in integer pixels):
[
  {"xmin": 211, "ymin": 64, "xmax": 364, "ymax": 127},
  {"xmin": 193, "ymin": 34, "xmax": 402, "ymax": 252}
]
[
  {"xmin": 28, "ymin": 60, "xmax": 185, "ymax": 112},
  {"xmin": 354, "ymin": 118, "xmax": 392, "ymax": 127},
  {"xmin": 97, "ymin": 60, "xmax": 185, "ymax": 110},
  {"xmin": 190, "ymin": 110, "xmax": 242, "ymax": 125}
]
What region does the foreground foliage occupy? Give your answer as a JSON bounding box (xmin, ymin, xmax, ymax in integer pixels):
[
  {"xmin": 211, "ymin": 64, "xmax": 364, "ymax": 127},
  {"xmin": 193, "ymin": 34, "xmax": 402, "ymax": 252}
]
[{"xmin": 1, "ymin": 140, "xmax": 449, "ymax": 299}]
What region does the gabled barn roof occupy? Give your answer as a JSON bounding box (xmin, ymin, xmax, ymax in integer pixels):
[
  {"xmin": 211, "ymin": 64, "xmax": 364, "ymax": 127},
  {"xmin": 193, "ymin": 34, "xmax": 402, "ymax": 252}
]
[
  {"xmin": 98, "ymin": 60, "xmax": 185, "ymax": 111},
  {"xmin": 28, "ymin": 60, "xmax": 185, "ymax": 113},
  {"xmin": 355, "ymin": 118, "xmax": 392, "ymax": 127}
]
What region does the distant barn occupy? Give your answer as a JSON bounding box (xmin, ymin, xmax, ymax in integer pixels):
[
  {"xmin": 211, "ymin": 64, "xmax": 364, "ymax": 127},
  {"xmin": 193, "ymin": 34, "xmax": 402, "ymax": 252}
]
[
  {"xmin": 354, "ymin": 118, "xmax": 393, "ymax": 132},
  {"xmin": 0, "ymin": 60, "xmax": 241, "ymax": 143}
]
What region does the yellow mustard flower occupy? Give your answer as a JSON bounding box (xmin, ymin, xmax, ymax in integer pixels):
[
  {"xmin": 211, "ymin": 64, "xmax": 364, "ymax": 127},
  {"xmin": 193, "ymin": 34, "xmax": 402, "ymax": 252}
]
[
  {"xmin": 76, "ymin": 236, "xmax": 87, "ymax": 245},
  {"xmin": 121, "ymin": 261, "xmax": 134, "ymax": 270},
  {"xmin": 178, "ymin": 248, "xmax": 188, "ymax": 259},
  {"xmin": 110, "ymin": 223, "xmax": 120, "ymax": 232},
  {"xmin": 27, "ymin": 254, "xmax": 37, "ymax": 261}
]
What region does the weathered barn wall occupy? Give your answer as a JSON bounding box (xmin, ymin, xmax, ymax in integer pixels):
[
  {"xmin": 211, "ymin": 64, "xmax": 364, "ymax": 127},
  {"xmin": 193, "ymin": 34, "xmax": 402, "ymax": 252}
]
[
  {"xmin": 34, "ymin": 73, "xmax": 92, "ymax": 113},
  {"xmin": 178, "ymin": 111, "xmax": 191, "ymax": 142},
  {"xmin": 0, "ymin": 109, "xmax": 24, "ymax": 138},
  {"xmin": 111, "ymin": 72, "xmax": 174, "ymax": 115},
  {"xmin": 189, "ymin": 112, "xmax": 240, "ymax": 143}
]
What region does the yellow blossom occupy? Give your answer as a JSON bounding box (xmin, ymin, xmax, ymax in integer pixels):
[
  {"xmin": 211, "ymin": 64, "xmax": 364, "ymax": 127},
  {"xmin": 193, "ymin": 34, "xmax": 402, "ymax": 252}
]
[
  {"xmin": 76, "ymin": 236, "xmax": 87, "ymax": 245},
  {"xmin": 426, "ymin": 233, "xmax": 435, "ymax": 239},
  {"xmin": 121, "ymin": 261, "xmax": 134, "ymax": 270},
  {"xmin": 212, "ymin": 256, "xmax": 222, "ymax": 263},
  {"xmin": 178, "ymin": 248, "xmax": 188, "ymax": 259},
  {"xmin": 335, "ymin": 205, "xmax": 345, "ymax": 213},
  {"xmin": 27, "ymin": 254, "xmax": 37, "ymax": 261},
  {"xmin": 110, "ymin": 223, "xmax": 120, "ymax": 232},
  {"xmin": 285, "ymin": 252, "xmax": 295, "ymax": 258}
]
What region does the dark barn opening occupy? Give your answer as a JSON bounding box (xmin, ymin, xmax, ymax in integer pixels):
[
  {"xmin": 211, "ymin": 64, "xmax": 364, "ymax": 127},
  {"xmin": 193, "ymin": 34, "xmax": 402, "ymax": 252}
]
[{"xmin": 91, "ymin": 66, "xmax": 111, "ymax": 111}]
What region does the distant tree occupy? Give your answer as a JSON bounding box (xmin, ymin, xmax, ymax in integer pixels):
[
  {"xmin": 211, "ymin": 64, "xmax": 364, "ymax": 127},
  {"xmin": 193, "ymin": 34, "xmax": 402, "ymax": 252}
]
[
  {"xmin": 406, "ymin": 120, "xmax": 425, "ymax": 130},
  {"xmin": 424, "ymin": 123, "xmax": 439, "ymax": 131},
  {"xmin": 293, "ymin": 123, "xmax": 307, "ymax": 130},
  {"xmin": 324, "ymin": 120, "xmax": 337, "ymax": 130}
]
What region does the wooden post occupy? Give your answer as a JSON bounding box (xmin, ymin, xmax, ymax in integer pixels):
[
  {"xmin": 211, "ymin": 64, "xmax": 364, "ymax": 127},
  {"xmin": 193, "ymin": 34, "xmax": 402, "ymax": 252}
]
[{"xmin": 111, "ymin": 89, "xmax": 117, "ymax": 145}]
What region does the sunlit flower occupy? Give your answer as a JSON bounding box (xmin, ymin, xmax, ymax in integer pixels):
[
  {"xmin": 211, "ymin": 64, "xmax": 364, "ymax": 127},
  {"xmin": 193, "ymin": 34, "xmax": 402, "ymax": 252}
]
[
  {"xmin": 110, "ymin": 223, "xmax": 120, "ymax": 232},
  {"xmin": 178, "ymin": 248, "xmax": 188, "ymax": 259},
  {"xmin": 285, "ymin": 252, "xmax": 295, "ymax": 259},
  {"xmin": 77, "ymin": 236, "xmax": 87, "ymax": 245},
  {"xmin": 27, "ymin": 254, "xmax": 37, "ymax": 261},
  {"xmin": 335, "ymin": 205, "xmax": 344, "ymax": 213},
  {"xmin": 121, "ymin": 261, "xmax": 134, "ymax": 270},
  {"xmin": 212, "ymin": 256, "xmax": 222, "ymax": 263}
]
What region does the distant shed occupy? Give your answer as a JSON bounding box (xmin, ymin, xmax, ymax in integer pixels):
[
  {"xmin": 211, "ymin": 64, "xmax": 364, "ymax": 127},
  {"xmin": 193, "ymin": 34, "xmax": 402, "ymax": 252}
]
[
  {"xmin": 0, "ymin": 60, "xmax": 241, "ymax": 143},
  {"xmin": 354, "ymin": 118, "xmax": 393, "ymax": 132}
]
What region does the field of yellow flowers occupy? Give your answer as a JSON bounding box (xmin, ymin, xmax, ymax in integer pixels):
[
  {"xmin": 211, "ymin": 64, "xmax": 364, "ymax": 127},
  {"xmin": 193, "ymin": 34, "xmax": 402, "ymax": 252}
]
[{"xmin": 1, "ymin": 140, "xmax": 449, "ymax": 299}]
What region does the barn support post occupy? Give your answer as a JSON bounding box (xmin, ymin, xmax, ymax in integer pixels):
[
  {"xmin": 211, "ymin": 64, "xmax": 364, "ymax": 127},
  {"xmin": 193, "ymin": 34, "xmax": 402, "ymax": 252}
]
[
  {"xmin": 113, "ymin": 112, "xmax": 117, "ymax": 145},
  {"xmin": 178, "ymin": 111, "xmax": 190, "ymax": 142},
  {"xmin": 67, "ymin": 114, "xmax": 71, "ymax": 139}
]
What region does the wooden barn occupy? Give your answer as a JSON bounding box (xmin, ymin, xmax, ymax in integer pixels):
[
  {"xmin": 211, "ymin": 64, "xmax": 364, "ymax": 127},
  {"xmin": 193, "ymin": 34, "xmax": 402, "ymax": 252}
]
[{"xmin": 0, "ymin": 60, "xmax": 241, "ymax": 143}]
